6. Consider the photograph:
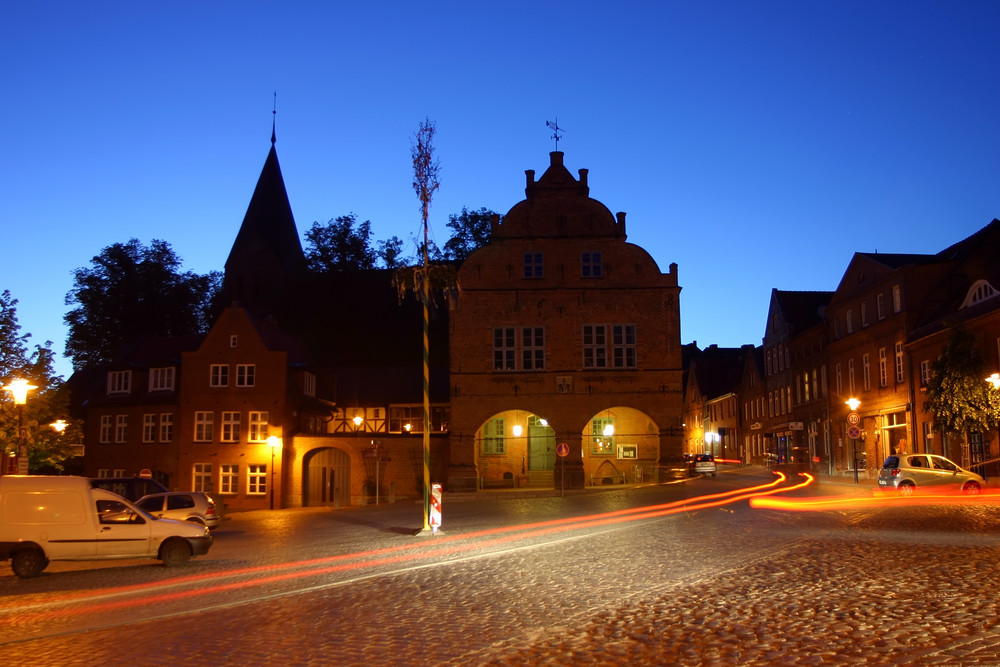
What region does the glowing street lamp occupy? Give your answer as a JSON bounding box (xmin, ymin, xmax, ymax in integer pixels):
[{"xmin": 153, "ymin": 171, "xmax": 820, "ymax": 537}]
[
  {"xmin": 3, "ymin": 379, "xmax": 36, "ymax": 475},
  {"xmin": 266, "ymin": 436, "xmax": 281, "ymax": 510}
]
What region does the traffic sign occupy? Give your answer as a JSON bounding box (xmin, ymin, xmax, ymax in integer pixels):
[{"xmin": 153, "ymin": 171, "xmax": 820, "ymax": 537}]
[
  {"xmin": 847, "ymin": 426, "xmax": 861, "ymax": 439},
  {"xmin": 556, "ymin": 442, "xmax": 569, "ymax": 458},
  {"xmin": 847, "ymin": 412, "xmax": 860, "ymax": 425}
]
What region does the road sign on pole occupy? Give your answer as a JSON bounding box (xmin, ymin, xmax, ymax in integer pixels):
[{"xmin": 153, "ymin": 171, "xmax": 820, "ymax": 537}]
[{"xmin": 848, "ymin": 412, "xmax": 861, "ymax": 425}]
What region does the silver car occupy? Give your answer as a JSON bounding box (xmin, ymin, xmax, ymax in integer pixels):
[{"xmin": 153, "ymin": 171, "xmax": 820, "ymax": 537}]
[
  {"xmin": 136, "ymin": 492, "xmax": 221, "ymax": 529},
  {"xmin": 693, "ymin": 453, "xmax": 717, "ymax": 477},
  {"xmin": 878, "ymin": 454, "xmax": 984, "ymax": 495}
]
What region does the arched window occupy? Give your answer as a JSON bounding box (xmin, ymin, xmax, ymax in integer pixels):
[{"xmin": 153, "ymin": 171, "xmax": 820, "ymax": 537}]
[{"xmin": 961, "ymin": 280, "xmax": 998, "ymax": 309}]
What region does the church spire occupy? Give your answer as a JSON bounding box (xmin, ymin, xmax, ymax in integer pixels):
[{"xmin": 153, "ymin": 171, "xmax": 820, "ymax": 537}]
[{"xmin": 271, "ymin": 91, "xmax": 277, "ymax": 146}]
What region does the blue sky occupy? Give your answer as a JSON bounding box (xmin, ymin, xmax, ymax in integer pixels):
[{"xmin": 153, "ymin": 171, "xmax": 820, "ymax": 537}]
[{"xmin": 3, "ymin": 2, "xmax": 999, "ymax": 379}]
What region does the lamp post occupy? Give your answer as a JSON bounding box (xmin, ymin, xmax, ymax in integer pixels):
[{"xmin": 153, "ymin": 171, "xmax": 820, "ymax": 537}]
[
  {"xmin": 267, "ymin": 436, "xmax": 280, "ymax": 510},
  {"xmin": 4, "ymin": 379, "xmax": 37, "ymax": 475},
  {"xmin": 846, "ymin": 397, "xmax": 861, "ymax": 484}
]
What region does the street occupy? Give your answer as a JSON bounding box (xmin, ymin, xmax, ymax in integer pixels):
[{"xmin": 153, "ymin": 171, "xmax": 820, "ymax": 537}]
[{"xmin": 2, "ymin": 468, "xmax": 1000, "ymax": 666}]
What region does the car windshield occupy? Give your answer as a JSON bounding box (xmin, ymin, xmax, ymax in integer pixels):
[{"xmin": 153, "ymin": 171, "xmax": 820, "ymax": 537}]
[{"xmin": 882, "ymin": 456, "xmax": 900, "ymax": 468}]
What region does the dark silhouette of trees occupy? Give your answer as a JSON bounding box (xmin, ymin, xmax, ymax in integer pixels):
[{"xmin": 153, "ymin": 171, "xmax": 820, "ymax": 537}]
[
  {"xmin": 64, "ymin": 239, "xmax": 218, "ymax": 371},
  {"xmin": 304, "ymin": 213, "xmax": 378, "ymax": 271},
  {"xmin": 443, "ymin": 207, "xmax": 497, "ymax": 260}
]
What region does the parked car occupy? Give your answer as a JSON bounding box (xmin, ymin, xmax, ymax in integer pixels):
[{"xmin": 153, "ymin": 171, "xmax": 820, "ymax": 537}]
[
  {"xmin": 90, "ymin": 476, "xmax": 170, "ymax": 502},
  {"xmin": 0, "ymin": 476, "xmax": 212, "ymax": 578},
  {"xmin": 136, "ymin": 492, "xmax": 221, "ymax": 529},
  {"xmin": 878, "ymin": 454, "xmax": 985, "ymax": 495},
  {"xmin": 693, "ymin": 453, "xmax": 717, "ymax": 477}
]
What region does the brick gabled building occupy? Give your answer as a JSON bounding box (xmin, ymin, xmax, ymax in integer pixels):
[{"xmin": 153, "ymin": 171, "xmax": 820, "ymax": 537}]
[{"xmin": 447, "ymin": 151, "xmax": 684, "ymax": 490}]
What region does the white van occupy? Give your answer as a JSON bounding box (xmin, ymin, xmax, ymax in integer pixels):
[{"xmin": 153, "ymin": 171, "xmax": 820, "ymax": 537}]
[{"xmin": 0, "ymin": 475, "xmax": 213, "ymax": 578}]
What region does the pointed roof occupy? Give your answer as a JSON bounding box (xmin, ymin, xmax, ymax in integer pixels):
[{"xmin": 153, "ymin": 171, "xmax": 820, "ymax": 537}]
[{"xmin": 225, "ymin": 136, "xmax": 305, "ymax": 276}]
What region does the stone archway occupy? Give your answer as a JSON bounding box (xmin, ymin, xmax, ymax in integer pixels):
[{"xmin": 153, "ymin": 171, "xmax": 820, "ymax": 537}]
[{"xmin": 303, "ymin": 447, "xmax": 351, "ymax": 507}]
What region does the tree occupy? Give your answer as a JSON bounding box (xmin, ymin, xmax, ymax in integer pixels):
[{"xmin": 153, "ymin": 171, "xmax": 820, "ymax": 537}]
[
  {"xmin": 64, "ymin": 239, "xmax": 217, "ymax": 371},
  {"xmin": 1, "ymin": 290, "xmax": 80, "ymax": 473},
  {"xmin": 304, "ymin": 214, "xmax": 377, "ymax": 272},
  {"xmin": 443, "ymin": 207, "xmax": 497, "ymax": 260},
  {"xmin": 377, "ymin": 235, "xmax": 410, "ymax": 269},
  {"xmin": 923, "ymin": 325, "xmax": 1000, "ymax": 466}
]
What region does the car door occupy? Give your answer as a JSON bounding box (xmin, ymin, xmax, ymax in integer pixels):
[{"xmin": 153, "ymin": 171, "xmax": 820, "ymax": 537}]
[
  {"xmin": 95, "ymin": 499, "xmax": 153, "ymax": 558},
  {"xmin": 903, "ymin": 455, "xmax": 932, "ymax": 486},
  {"xmin": 928, "ymin": 456, "xmax": 960, "ymax": 489}
]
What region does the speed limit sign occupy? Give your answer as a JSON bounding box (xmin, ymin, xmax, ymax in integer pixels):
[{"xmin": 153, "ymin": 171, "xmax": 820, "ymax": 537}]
[{"xmin": 848, "ymin": 412, "xmax": 860, "ymax": 425}]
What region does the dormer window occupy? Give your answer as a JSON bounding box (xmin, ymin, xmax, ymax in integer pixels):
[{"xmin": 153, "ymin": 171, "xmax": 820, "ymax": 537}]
[
  {"xmin": 149, "ymin": 367, "xmax": 175, "ymax": 392},
  {"xmin": 961, "ymin": 280, "xmax": 998, "ymax": 308},
  {"xmin": 107, "ymin": 370, "xmax": 131, "ymax": 395}
]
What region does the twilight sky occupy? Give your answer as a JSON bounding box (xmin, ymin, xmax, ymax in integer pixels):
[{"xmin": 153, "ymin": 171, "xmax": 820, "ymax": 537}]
[{"xmin": 3, "ymin": 1, "xmax": 999, "ymax": 379}]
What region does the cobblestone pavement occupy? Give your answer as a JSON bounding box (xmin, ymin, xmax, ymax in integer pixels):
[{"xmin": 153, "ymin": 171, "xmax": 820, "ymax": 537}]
[{"xmin": 2, "ymin": 471, "xmax": 999, "ymax": 665}]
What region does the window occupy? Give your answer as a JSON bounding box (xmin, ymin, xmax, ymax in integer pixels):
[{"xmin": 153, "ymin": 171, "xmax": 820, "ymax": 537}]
[
  {"xmin": 304, "ymin": 372, "xmax": 316, "ymax": 397},
  {"xmin": 143, "ymin": 414, "xmax": 156, "ymax": 443},
  {"xmin": 481, "ymin": 418, "xmax": 505, "ymax": 455},
  {"xmin": 493, "ymin": 328, "xmax": 515, "ymax": 371},
  {"xmin": 860, "ymin": 302, "xmax": 868, "ymax": 327},
  {"xmin": 583, "ymin": 325, "xmax": 607, "ymax": 368},
  {"xmin": 100, "ymin": 415, "xmax": 113, "ymax": 443},
  {"xmin": 248, "ymin": 412, "xmax": 269, "ymax": 442},
  {"xmin": 848, "ymin": 359, "xmax": 856, "ymax": 394},
  {"xmin": 115, "ymin": 415, "xmax": 128, "ymax": 443},
  {"xmin": 523, "ymin": 252, "xmax": 543, "ymax": 278},
  {"xmin": 194, "ymin": 411, "xmax": 214, "ymax": 442},
  {"xmin": 846, "ymin": 309, "xmax": 854, "ymax": 334},
  {"xmin": 612, "ymin": 325, "xmax": 637, "ymax": 368},
  {"xmin": 862, "ymin": 354, "xmax": 871, "ymax": 391},
  {"xmin": 159, "ymin": 413, "xmax": 174, "ymax": 442},
  {"xmin": 522, "ymin": 327, "xmax": 545, "ymax": 370},
  {"xmin": 591, "ymin": 417, "xmax": 614, "ymax": 455},
  {"xmin": 220, "ymin": 464, "xmax": 239, "ymax": 494},
  {"xmin": 879, "ymin": 348, "xmax": 888, "ymax": 387},
  {"xmin": 247, "ymin": 464, "xmax": 267, "ymax": 495},
  {"xmin": 835, "ymin": 363, "xmax": 842, "ymax": 397},
  {"xmin": 149, "ymin": 367, "xmax": 175, "ymax": 392},
  {"xmin": 581, "ymin": 251, "xmax": 603, "ymax": 278},
  {"xmin": 210, "ymin": 364, "xmax": 229, "ymax": 387},
  {"xmin": 833, "ymin": 318, "xmax": 841, "ymax": 340},
  {"xmin": 895, "ymin": 342, "xmax": 905, "ymax": 383},
  {"xmin": 107, "ymin": 370, "xmax": 131, "ymax": 394},
  {"xmin": 876, "ymin": 293, "xmax": 886, "ymax": 320},
  {"xmin": 221, "ymin": 411, "xmax": 241, "ymax": 443},
  {"xmin": 230, "ymin": 335, "xmax": 238, "ymax": 348},
  {"xmin": 193, "ymin": 463, "xmax": 212, "ymax": 493},
  {"xmin": 892, "ymin": 284, "xmax": 902, "ymax": 313},
  {"xmin": 920, "ymin": 360, "xmax": 931, "ymax": 386},
  {"xmin": 236, "ymin": 364, "xmax": 255, "ymax": 387}
]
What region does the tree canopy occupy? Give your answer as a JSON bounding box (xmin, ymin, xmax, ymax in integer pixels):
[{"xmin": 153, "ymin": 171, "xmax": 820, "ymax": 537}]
[
  {"xmin": 304, "ymin": 213, "xmax": 378, "ymax": 272},
  {"xmin": 64, "ymin": 238, "xmax": 219, "ymax": 371},
  {"xmin": 443, "ymin": 207, "xmax": 497, "ymax": 260},
  {"xmin": 2, "ymin": 290, "xmax": 80, "ymax": 473},
  {"xmin": 924, "ymin": 325, "xmax": 1000, "ymax": 454}
]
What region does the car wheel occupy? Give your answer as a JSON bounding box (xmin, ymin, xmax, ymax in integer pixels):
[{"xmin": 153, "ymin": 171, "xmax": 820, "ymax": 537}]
[
  {"xmin": 898, "ymin": 481, "xmax": 915, "ymax": 496},
  {"xmin": 962, "ymin": 481, "xmax": 981, "ymax": 495},
  {"xmin": 12, "ymin": 547, "xmax": 49, "ymax": 578},
  {"xmin": 160, "ymin": 538, "xmax": 192, "ymax": 567}
]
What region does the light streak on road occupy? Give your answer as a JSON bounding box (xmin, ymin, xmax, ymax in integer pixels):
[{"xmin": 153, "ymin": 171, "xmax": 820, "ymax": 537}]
[
  {"xmin": 751, "ymin": 486, "xmax": 1000, "ymax": 512},
  {"xmin": 0, "ymin": 472, "xmax": 813, "ymax": 632}
]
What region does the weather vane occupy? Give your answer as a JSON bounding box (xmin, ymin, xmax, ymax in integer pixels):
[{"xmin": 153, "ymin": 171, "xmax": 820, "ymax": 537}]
[{"xmin": 546, "ymin": 118, "xmax": 564, "ymax": 151}]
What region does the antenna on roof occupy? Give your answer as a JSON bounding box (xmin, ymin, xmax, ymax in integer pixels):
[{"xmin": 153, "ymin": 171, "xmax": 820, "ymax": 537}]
[
  {"xmin": 545, "ymin": 118, "xmax": 564, "ymax": 151},
  {"xmin": 271, "ymin": 91, "xmax": 277, "ymax": 145}
]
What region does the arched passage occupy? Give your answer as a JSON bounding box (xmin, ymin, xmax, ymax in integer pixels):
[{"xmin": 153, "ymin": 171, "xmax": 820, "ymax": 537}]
[
  {"xmin": 303, "ymin": 447, "xmax": 351, "ymax": 507},
  {"xmin": 582, "ymin": 406, "xmax": 660, "ymax": 485},
  {"xmin": 475, "ymin": 409, "xmax": 556, "ymax": 487}
]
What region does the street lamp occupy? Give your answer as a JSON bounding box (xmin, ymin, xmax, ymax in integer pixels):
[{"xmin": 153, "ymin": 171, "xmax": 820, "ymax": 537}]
[
  {"xmin": 266, "ymin": 436, "xmax": 281, "ymax": 510},
  {"xmin": 3, "ymin": 379, "xmax": 37, "ymax": 475},
  {"xmin": 845, "ymin": 398, "xmax": 861, "ymax": 484}
]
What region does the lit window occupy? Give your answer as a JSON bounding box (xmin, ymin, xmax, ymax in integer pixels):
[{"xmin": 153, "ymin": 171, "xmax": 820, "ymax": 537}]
[
  {"xmin": 591, "ymin": 417, "xmax": 614, "ymax": 455},
  {"xmin": 194, "ymin": 411, "xmax": 214, "ymax": 442},
  {"xmin": 247, "ymin": 464, "xmax": 267, "ymax": 495},
  {"xmin": 248, "ymin": 412, "xmax": 269, "ymax": 442}
]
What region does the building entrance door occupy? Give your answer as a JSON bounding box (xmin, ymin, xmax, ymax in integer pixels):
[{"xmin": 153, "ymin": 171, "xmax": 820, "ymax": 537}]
[
  {"xmin": 304, "ymin": 447, "xmax": 351, "ymax": 507},
  {"xmin": 528, "ymin": 418, "xmax": 556, "ymax": 471}
]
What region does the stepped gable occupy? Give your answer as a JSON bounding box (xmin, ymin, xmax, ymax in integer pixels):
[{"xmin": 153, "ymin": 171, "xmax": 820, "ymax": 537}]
[{"xmin": 493, "ymin": 151, "xmax": 625, "ymax": 239}]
